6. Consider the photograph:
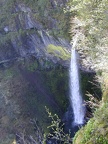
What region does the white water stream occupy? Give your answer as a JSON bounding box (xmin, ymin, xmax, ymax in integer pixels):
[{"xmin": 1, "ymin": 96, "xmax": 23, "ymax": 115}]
[{"xmin": 70, "ymin": 37, "xmax": 85, "ymax": 125}]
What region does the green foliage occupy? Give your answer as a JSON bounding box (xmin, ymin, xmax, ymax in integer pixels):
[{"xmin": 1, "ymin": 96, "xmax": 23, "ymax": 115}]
[
  {"xmin": 66, "ymin": 0, "xmax": 108, "ymax": 75},
  {"xmin": 45, "ymin": 107, "xmax": 72, "ymax": 144},
  {"xmin": 73, "ymin": 102, "xmax": 108, "ymax": 144},
  {"xmin": 47, "ymin": 44, "xmax": 71, "ymax": 60},
  {"xmin": 82, "ymin": 120, "xmax": 95, "ymax": 143}
]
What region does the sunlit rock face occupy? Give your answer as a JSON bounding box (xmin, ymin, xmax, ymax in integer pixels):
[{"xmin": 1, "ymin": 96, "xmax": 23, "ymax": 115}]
[{"xmin": 0, "ymin": 0, "xmax": 71, "ymax": 68}]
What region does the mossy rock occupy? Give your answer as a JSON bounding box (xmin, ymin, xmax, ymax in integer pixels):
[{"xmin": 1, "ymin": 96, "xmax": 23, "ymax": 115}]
[
  {"xmin": 47, "ymin": 44, "xmax": 71, "ymax": 60},
  {"xmin": 73, "ymin": 102, "xmax": 108, "ymax": 144}
]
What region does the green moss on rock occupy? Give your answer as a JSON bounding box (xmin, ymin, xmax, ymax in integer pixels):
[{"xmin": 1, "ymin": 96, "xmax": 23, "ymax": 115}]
[{"xmin": 47, "ymin": 44, "xmax": 71, "ymax": 60}]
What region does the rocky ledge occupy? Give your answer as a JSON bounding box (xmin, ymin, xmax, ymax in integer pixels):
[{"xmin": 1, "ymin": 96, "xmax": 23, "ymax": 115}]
[{"xmin": 0, "ymin": 1, "xmax": 71, "ymax": 69}]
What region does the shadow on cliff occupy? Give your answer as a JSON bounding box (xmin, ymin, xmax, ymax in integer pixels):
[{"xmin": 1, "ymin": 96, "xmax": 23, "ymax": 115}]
[{"xmin": 19, "ymin": 66, "xmax": 63, "ymax": 116}]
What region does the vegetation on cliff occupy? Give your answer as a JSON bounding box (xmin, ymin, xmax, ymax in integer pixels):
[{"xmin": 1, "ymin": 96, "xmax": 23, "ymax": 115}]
[
  {"xmin": 0, "ymin": 0, "xmax": 70, "ymax": 40},
  {"xmin": 0, "ymin": 58, "xmax": 69, "ymax": 144},
  {"xmin": 67, "ymin": 0, "xmax": 108, "ymax": 75},
  {"xmin": 65, "ymin": 0, "xmax": 108, "ymax": 143},
  {"xmin": 0, "ymin": 0, "xmax": 71, "ymax": 143},
  {"xmin": 0, "ymin": 0, "xmax": 108, "ymax": 144}
]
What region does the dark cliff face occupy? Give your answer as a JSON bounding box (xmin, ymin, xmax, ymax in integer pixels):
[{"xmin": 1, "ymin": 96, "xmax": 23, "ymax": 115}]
[
  {"xmin": 0, "ymin": 1, "xmax": 71, "ymax": 143},
  {"xmin": 0, "ymin": 61, "xmax": 69, "ymax": 144}
]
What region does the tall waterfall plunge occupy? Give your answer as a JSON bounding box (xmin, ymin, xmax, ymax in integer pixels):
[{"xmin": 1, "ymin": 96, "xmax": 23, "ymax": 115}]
[{"xmin": 70, "ymin": 41, "xmax": 85, "ymax": 125}]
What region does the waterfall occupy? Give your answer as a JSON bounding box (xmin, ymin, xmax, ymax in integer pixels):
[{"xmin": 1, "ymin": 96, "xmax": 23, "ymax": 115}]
[
  {"xmin": 39, "ymin": 30, "xmax": 46, "ymax": 46},
  {"xmin": 70, "ymin": 37, "xmax": 85, "ymax": 125}
]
